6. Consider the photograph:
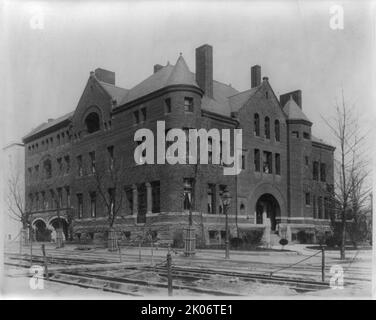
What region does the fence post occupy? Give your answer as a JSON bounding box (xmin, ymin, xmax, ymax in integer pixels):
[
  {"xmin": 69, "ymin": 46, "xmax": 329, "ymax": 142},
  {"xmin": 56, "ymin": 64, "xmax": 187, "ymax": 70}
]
[
  {"xmin": 321, "ymin": 246, "xmax": 325, "ymax": 282},
  {"xmin": 167, "ymin": 248, "xmax": 173, "ymax": 296},
  {"xmin": 41, "ymin": 244, "xmax": 49, "ymax": 280}
]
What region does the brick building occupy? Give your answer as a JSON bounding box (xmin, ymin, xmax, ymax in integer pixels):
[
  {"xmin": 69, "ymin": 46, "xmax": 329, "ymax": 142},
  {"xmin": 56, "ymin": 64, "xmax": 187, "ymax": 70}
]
[{"xmin": 22, "ymin": 44, "xmax": 334, "ymax": 245}]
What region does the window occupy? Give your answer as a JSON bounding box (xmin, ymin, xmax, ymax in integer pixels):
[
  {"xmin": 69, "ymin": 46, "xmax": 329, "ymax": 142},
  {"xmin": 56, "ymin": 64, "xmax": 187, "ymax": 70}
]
[
  {"xmin": 77, "ymin": 194, "xmax": 83, "ymax": 219},
  {"xmin": 90, "ymin": 192, "xmax": 96, "ymax": 218},
  {"xmin": 28, "ymin": 194, "xmax": 33, "ymax": 211},
  {"xmin": 218, "ymin": 185, "xmax": 227, "ymax": 214},
  {"xmin": 264, "ymin": 117, "xmax": 270, "ymax": 139},
  {"xmin": 263, "ymin": 151, "xmax": 272, "ymax": 174},
  {"xmin": 57, "ymin": 188, "xmax": 63, "ymax": 208},
  {"xmin": 241, "ymin": 153, "xmax": 246, "ymax": 170},
  {"xmin": 313, "ymin": 161, "xmax": 319, "ymax": 180},
  {"xmin": 207, "ymin": 184, "xmax": 216, "ymax": 214},
  {"xmin": 275, "ymin": 120, "xmax": 280, "ymax": 142},
  {"xmin": 265, "ymin": 91, "xmax": 269, "ymax": 99},
  {"xmin": 312, "ymin": 195, "xmax": 316, "ymax": 218},
  {"xmin": 35, "ymin": 193, "xmax": 39, "ymax": 210},
  {"xmin": 254, "ymin": 149, "xmax": 260, "ymax": 172},
  {"xmin": 318, "ymin": 196, "xmax": 323, "ymax": 219},
  {"xmin": 57, "ymin": 134, "xmax": 60, "ymax": 145},
  {"xmin": 165, "ymin": 98, "xmax": 172, "ymax": 113},
  {"xmin": 240, "ymin": 203, "xmax": 245, "ymax": 215},
  {"xmin": 43, "ymin": 159, "xmax": 52, "ymax": 179},
  {"xmin": 85, "ymin": 112, "xmax": 100, "ymax": 133},
  {"xmin": 292, "ymin": 131, "xmax": 299, "ymax": 138},
  {"xmin": 324, "ymin": 197, "xmax": 329, "ymax": 219},
  {"xmin": 208, "ymin": 137, "xmax": 213, "ymax": 164},
  {"xmin": 133, "ymin": 110, "xmax": 140, "ymax": 124},
  {"xmin": 125, "ymin": 187, "xmax": 133, "ymax": 215},
  {"xmin": 64, "ymin": 156, "xmax": 70, "ymax": 173},
  {"xmin": 50, "ymin": 190, "xmax": 55, "ymax": 209},
  {"xmin": 28, "ymin": 167, "xmax": 32, "ymax": 179},
  {"xmin": 320, "ymin": 163, "xmax": 326, "ymax": 182},
  {"xmin": 42, "ymin": 191, "xmax": 47, "ymax": 209},
  {"xmin": 183, "ymin": 178, "xmax": 194, "ymax": 210},
  {"xmin": 184, "ymin": 97, "xmax": 193, "ymax": 112},
  {"xmin": 57, "ymin": 158, "xmax": 62, "ymax": 174},
  {"xmin": 77, "ymin": 155, "xmax": 83, "ymax": 176},
  {"xmin": 305, "ymin": 156, "xmax": 309, "ymax": 166},
  {"xmin": 303, "ymin": 132, "xmax": 310, "ymax": 140},
  {"xmin": 254, "ymin": 113, "xmax": 260, "ymax": 136},
  {"xmin": 305, "ymin": 192, "xmax": 311, "ymax": 206},
  {"xmin": 151, "ymin": 181, "xmax": 160, "ymax": 213},
  {"xmin": 141, "ymin": 107, "xmax": 147, "ymax": 122},
  {"xmin": 107, "ymin": 146, "xmax": 114, "ymax": 170},
  {"xmin": 275, "ymin": 153, "xmax": 281, "ymax": 175},
  {"xmin": 65, "ymin": 187, "xmax": 70, "ymax": 207},
  {"xmin": 137, "ymin": 185, "xmax": 147, "ymax": 219},
  {"xmin": 89, "ymin": 151, "xmax": 96, "ymax": 174}
]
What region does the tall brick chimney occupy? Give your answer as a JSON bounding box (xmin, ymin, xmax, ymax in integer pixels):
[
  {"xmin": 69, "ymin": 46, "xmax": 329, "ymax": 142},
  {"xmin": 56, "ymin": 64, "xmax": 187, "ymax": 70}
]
[
  {"xmin": 251, "ymin": 65, "xmax": 261, "ymax": 88},
  {"xmin": 94, "ymin": 68, "xmax": 115, "ymax": 85},
  {"xmin": 195, "ymin": 44, "xmax": 213, "ymax": 98},
  {"xmin": 280, "ymin": 90, "xmax": 302, "ymax": 109}
]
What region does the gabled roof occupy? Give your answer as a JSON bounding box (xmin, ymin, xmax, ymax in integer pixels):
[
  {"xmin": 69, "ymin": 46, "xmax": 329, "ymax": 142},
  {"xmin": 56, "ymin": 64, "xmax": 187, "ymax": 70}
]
[
  {"xmin": 23, "ymin": 111, "xmax": 74, "ymax": 141},
  {"xmin": 98, "ymin": 81, "xmax": 129, "ymax": 103},
  {"xmin": 283, "ymin": 95, "xmax": 311, "ymax": 122},
  {"xmin": 228, "ymin": 86, "xmax": 260, "ymax": 113}
]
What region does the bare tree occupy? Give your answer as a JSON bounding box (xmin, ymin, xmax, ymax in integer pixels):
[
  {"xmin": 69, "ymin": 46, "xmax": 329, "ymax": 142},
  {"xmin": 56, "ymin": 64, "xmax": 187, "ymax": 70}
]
[
  {"xmin": 6, "ymin": 172, "xmax": 30, "ymax": 244},
  {"xmin": 93, "ymin": 156, "xmax": 126, "ymax": 251},
  {"xmin": 323, "ymin": 90, "xmax": 371, "ymax": 259}
]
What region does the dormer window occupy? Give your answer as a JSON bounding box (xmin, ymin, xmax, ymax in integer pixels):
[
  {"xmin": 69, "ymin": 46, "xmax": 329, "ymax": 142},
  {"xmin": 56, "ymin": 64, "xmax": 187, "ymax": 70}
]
[{"xmin": 85, "ymin": 112, "xmax": 100, "ymax": 133}]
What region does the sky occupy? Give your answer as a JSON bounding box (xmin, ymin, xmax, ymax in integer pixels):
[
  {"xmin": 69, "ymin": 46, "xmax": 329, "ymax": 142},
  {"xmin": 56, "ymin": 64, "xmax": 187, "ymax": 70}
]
[{"xmin": 1, "ymin": 0, "xmax": 375, "ymax": 158}]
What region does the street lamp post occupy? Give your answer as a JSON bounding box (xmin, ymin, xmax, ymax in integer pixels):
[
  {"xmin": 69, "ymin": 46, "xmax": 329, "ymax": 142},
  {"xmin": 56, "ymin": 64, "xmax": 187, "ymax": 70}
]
[{"xmin": 221, "ymin": 187, "xmax": 231, "ymax": 260}]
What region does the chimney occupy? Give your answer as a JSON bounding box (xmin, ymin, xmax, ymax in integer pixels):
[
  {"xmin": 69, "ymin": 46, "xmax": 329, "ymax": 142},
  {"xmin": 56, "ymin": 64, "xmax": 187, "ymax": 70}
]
[
  {"xmin": 154, "ymin": 64, "xmax": 163, "ymax": 73},
  {"xmin": 94, "ymin": 68, "xmax": 115, "ymax": 85},
  {"xmin": 251, "ymin": 65, "xmax": 261, "ymax": 88},
  {"xmin": 280, "ymin": 90, "xmax": 302, "ymax": 109},
  {"xmin": 195, "ymin": 44, "xmax": 213, "ymax": 98}
]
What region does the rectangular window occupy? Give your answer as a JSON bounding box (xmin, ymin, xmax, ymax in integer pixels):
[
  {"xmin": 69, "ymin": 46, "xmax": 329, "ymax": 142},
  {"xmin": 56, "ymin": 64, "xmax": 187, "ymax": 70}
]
[
  {"xmin": 133, "ymin": 110, "xmax": 140, "ymax": 124},
  {"xmin": 254, "ymin": 149, "xmax": 260, "ymax": 172},
  {"xmin": 151, "ymin": 181, "xmax": 160, "ymax": 213},
  {"xmin": 34, "ymin": 165, "xmax": 39, "ymax": 179},
  {"xmin": 275, "ymin": 153, "xmax": 281, "ymax": 175},
  {"xmin": 312, "ymin": 195, "xmax": 316, "ymax": 218},
  {"xmin": 184, "ymin": 97, "xmax": 194, "ymax": 112},
  {"xmin": 263, "ymin": 151, "xmax": 272, "ymax": 174},
  {"xmin": 141, "ymin": 107, "xmax": 147, "ymax": 122},
  {"xmin": 77, "ymin": 155, "xmax": 83, "ymax": 176},
  {"xmin": 65, "ymin": 187, "xmax": 70, "ymax": 208},
  {"xmin": 90, "ymin": 192, "xmax": 96, "ymax": 218},
  {"xmin": 28, "ymin": 167, "xmax": 32, "ymax": 179},
  {"xmin": 42, "ymin": 192, "xmax": 47, "ymax": 210},
  {"xmin": 241, "ymin": 153, "xmax": 246, "ymax": 170},
  {"xmin": 303, "ymin": 132, "xmax": 310, "ymax": 139},
  {"xmin": 57, "ymin": 158, "xmax": 62, "ymax": 174},
  {"xmin": 64, "ymin": 156, "xmax": 70, "ymax": 173},
  {"xmin": 35, "ymin": 193, "xmax": 39, "ymax": 210},
  {"xmin": 305, "ymin": 192, "xmax": 311, "ymax": 206},
  {"xmin": 320, "ymin": 163, "xmax": 326, "ymax": 182},
  {"xmin": 89, "ymin": 151, "xmax": 96, "ymax": 174},
  {"xmin": 183, "ymin": 178, "xmax": 194, "ymax": 210},
  {"xmin": 207, "ymin": 184, "xmax": 216, "ymax": 214},
  {"xmin": 218, "ymin": 185, "xmax": 227, "ymax": 214},
  {"xmin": 77, "ymin": 194, "xmax": 83, "ymax": 219},
  {"xmin": 107, "ymin": 146, "xmax": 114, "ymax": 170},
  {"xmin": 305, "ymin": 156, "xmax": 309, "ymax": 166},
  {"xmin": 292, "ymin": 131, "xmax": 299, "ymax": 138},
  {"xmin": 43, "ymin": 160, "xmax": 52, "ymax": 179},
  {"xmin": 57, "ymin": 188, "xmax": 63, "ymax": 208},
  {"xmin": 125, "ymin": 187, "xmax": 133, "ymax": 215},
  {"xmin": 313, "ymin": 161, "xmax": 319, "ymax": 180},
  {"xmin": 165, "ymin": 98, "xmax": 172, "ymax": 113},
  {"xmin": 324, "ymin": 197, "xmax": 329, "ymax": 219},
  {"xmin": 318, "ymin": 196, "xmax": 323, "ymax": 219}
]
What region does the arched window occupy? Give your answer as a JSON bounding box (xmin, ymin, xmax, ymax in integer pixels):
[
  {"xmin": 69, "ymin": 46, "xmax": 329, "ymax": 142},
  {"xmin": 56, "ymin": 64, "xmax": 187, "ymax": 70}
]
[
  {"xmin": 85, "ymin": 112, "xmax": 100, "ymax": 133},
  {"xmin": 265, "ymin": 117, "xmax": 270, "ymax": 139},
  {"xmin": 254, "ymin": 113, "xmax": 260, "ymax": 136},
  {"xmin": 274, "ymin": 120, "xmax": 280, "ymax": 142}
]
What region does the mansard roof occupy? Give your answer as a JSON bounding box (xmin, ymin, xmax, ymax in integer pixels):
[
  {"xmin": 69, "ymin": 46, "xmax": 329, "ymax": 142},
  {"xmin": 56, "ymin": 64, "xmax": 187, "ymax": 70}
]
[{"xmin": 283, "ymin": 95, "xmax": 311, "ymax": 123}]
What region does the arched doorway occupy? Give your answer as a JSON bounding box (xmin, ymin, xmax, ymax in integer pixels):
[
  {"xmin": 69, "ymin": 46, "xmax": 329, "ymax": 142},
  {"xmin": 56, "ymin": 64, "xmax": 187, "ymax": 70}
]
[
  {"xmin": 33, "ymin": 220, "xmax": 50, "ymax": 242},
  {"xmin": 255, "ymin": 194, "xmax": 280, "ymax": 231},
  {"xmin": 49, "ymin": 217, "xmax": 69, "ymax": 240}
]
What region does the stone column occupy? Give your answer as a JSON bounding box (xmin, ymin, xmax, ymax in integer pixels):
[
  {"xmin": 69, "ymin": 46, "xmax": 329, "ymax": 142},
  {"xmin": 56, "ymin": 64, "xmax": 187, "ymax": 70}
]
[
  {"xmin": 146, "ymin": 182, "xmax": 152, "ymax": 214},
  {"xmin": 132, "ymin": 184, "xmax": 138, "ymax": 216}
]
